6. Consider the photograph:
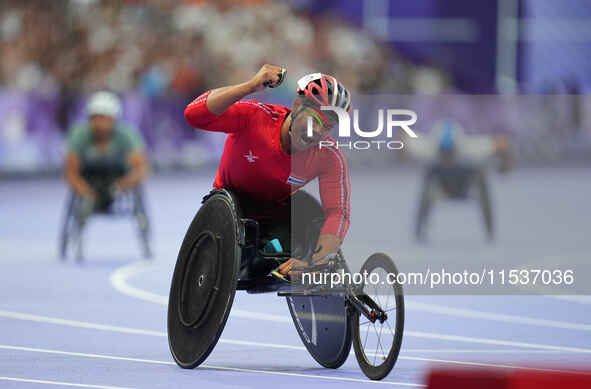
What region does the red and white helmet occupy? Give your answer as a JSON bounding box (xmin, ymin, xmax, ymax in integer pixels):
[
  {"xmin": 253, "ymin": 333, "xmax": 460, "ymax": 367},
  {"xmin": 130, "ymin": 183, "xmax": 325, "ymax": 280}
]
[{"xmin": 296, "ymin": 73, "xmax": 352, "ymax": 113}]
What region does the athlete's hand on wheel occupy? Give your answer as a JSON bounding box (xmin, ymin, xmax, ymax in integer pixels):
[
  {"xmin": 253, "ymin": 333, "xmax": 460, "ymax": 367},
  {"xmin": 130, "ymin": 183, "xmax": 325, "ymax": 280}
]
[
  {"xmin": 249, "ymin": 64, "xmax": 286, "ymax": 92},
  {"xmin": 278, "ymin": 257, "xmax": 307, "ymax": 278}
]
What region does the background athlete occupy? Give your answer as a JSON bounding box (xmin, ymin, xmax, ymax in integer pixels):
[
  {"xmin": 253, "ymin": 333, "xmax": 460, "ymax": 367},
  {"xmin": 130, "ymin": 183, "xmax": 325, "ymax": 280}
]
[
  {"xmin": 184, "ymin": 64, "xmax": 352, "ymax": 278},
  {"xmin": 65, "ymin": 91, "xmax": 149, "ymax": 222}
]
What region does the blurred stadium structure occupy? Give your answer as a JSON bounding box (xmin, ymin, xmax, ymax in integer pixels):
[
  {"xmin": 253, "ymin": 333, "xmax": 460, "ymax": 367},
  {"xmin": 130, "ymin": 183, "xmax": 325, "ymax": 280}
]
[{"xmin": 0, "ymin": 0, "xmax": 590, "ymax": 174}]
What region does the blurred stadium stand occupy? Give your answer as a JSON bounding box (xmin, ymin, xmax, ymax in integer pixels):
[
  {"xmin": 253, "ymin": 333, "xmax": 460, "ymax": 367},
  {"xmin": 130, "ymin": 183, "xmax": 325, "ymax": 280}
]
[{"xmin": 0, "ymin": 0, "xmax": 590, "ymax": 174}]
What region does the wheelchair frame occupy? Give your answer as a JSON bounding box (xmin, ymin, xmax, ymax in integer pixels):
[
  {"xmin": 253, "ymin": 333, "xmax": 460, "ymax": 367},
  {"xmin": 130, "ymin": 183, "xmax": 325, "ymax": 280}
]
[
  {"xmin": 58, "ymin": 186, "xmax": 152, "ymax": 262},
  {"xmin": 167, "ymin": 189, "xmax": 405, "ymax": 380},
  {"xmin": 415, "ymin": 164, "xmax": 494, "ymax": 242}
]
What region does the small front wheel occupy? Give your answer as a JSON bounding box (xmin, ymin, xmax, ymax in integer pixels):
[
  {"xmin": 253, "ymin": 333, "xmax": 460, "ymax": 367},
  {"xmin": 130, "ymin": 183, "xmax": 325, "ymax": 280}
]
[{"xmin": 350, "ymin": 253, "xmax": 404, "ymax": 380}]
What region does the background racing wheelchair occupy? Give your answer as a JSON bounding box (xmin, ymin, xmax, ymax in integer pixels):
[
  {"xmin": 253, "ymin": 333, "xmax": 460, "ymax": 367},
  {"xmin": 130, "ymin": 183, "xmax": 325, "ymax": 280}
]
[
  {"xmin": 415, "ymin": 163, "xmax": 493, "ymax": 241},
  {"xmin": 59, "ymin": 160, "xmax": 152, "ymax": 262},
  {"xmin": 408, "ymin": 119, "xmax": 512, "ymax": 242},
  {"xmin": 167, "ymin": 189, "xmax": 404, "ymax": 380}
]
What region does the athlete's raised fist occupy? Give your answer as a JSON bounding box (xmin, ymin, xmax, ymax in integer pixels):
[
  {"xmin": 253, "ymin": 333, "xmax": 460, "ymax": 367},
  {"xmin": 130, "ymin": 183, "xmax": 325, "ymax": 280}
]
[{"xmin": 249, "ymin": 64, "xmax": 286, "ymax": 92}]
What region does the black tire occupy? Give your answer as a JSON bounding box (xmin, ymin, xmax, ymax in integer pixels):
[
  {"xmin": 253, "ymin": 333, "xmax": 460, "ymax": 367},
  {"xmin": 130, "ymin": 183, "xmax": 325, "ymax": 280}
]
[
  {"xmin": 59, "ymin": 192, "xmax": 78, "ymax": 261},
  {"xmin": 167, "ymin": 192, "xmax": 241, "ymax": 369},
  {"xmin": 133, "ymin": 188, "xmax": 152, "ymax": 259},
  {"xmin": 477, "ymin": 171, "xmax": 494, "ymax": 241},
  {"xmin": 286, "ymin": 294, "xmax": 352, "ymax": 369},
  {"xmin": 139, "ymin": 226, "xmax": 152, "ymax": 260},
  {"xmin": 415, "ymin": 170, "xmax": 434, "ymax": 242},
  {"xmin": 351, "ymin": 253, "xmax": 404, "ymax": 380}
]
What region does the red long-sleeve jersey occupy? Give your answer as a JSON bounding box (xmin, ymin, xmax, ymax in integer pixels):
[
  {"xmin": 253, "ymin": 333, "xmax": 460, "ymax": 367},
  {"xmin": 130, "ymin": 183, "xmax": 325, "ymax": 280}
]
[{"xmin": 184, "ymin": 90, "xmax": 350, "ymax": 242}]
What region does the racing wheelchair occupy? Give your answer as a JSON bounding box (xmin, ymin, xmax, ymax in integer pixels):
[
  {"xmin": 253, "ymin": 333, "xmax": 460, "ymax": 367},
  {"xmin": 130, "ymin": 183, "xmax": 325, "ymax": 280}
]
[
  {"xmin": 167, "ymin": 189, "xmax": 404, "ymax": 380},
  {"xmin": 415, "ymin": 164, "xmax": 493, "ymax": 242},
  {"xmin": 58, "ymin": 185, "xmax": 152, "ymax": 262}
]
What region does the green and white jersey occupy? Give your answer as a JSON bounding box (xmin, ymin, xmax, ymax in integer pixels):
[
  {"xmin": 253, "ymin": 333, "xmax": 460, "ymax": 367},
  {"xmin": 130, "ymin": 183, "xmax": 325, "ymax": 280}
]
[{"xmin": 67, "ymin": 121, "xmax": 145, "ymax": 166}]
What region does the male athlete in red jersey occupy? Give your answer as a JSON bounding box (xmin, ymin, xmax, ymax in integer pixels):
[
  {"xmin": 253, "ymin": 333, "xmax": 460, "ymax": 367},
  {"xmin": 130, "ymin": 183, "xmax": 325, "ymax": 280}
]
[{"xmin": 184, "ymin": 64, "xmax": 352, "ymax": 277}]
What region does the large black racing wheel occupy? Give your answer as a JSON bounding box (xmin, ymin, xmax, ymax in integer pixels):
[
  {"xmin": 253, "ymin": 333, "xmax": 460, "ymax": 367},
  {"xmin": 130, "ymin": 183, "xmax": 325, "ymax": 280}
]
[
  {"xmin": 168, "ymin": 191, "xmax": 242, "ymax": 369},
  {"xmin": 351, "ymin": 253, "xmax": 404, "ymax": 380}
]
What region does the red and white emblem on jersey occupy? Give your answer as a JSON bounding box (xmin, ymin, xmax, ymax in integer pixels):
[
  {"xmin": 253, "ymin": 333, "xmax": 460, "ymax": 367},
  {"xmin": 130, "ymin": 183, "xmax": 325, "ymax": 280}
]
[{"xmin": 244, "ymin": 150, "xmax": 258, "ymax": 163}]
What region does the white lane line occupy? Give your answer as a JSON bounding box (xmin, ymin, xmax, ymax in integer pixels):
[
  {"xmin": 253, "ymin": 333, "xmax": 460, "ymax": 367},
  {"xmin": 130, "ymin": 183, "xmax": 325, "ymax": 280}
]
[
  {"xmin": 0, "ymin": 345, "xmax": 422, "ymax": 387},
  {"xmin": 110, "ymin": 262, "xmax": 591, "ymax": 331},
  {"xmin": 5, "ymin": 306, "xmax": 591, "ymax": 356},
  {"xmin": 396, "ymin": 356, "xmax": 569, "ymax": 373},
  {"xmin": 202, "ymin": 365, "xmax": 424, "ymax": 386},
  {"xmin": 400, "ymin": 356, "xmax": 591, "ymax": 374},
  {"xmin": 109, "ymin": 262, "xmax": 290, "ymax": 323},
  {"xmin": 0, "ymin": 310, "xmax": 164, "ymax": 337},
  {"xmin": 0, "ymin": 310, "xmax": 586, "ymax": 373},
  {"xmin": 109, "ymin": 263, "xmax": 167, "ymax": 305},
  {"xmin": 404, "ymin": 330, "xmax": 591, "ymax": 354},
  {"xmin": 405, "ymin": 301, "xmax": 591, "ymax": 331},
  {"xmin": 395, "ymin": 349, "xmax": 562, "ymax": 354},
  {"xmin": 0, "ymin": 345, "xmax": 173, "ymax": 365},
  {"xmin": 0, "ymin": 310, "xmax": 295, "ymax": 350},
  {"xmin": 546, "ymin": 295, "xmax": 591, "ymax": 305},
  {"xmin": 0, "ymin": 376, "xmax": 132, "ymax": 389},
  {"xmin": 0, "ymin": 309, "xmax": 291, "ymax": 350},
  {"xmin": 108, "ymin": 263, "xmax": 591, "ymax": 354}
]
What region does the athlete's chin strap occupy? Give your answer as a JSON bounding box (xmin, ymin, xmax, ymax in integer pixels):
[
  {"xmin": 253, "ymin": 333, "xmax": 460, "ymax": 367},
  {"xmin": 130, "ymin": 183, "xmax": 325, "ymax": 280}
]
[
  {"xmin": 288, "ymin": 104, "xmax": 327, "ymax": 137},
  {"xmin": 288, "ymin": 105, "xmax": 304, "ymax": 138},
  {"xmin": 291, "ymin": 105, "xmax": 304, "ymax": 128},
  {"xmin": 288, "ymin": 113, "xmax": 294, "ymax": 137}
]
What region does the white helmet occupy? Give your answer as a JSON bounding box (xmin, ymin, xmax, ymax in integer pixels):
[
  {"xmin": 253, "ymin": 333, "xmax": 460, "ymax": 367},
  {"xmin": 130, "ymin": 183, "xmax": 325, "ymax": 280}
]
[{"xmin": 87, "ymin": 91, "xmax": 121, "ymax": 118}]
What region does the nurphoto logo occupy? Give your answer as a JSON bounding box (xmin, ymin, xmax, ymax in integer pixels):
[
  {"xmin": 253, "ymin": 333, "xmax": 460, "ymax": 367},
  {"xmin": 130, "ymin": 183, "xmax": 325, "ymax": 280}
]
[{"xmin": 308, "ymin": 107, "xmax": 419, "ymax": 150}]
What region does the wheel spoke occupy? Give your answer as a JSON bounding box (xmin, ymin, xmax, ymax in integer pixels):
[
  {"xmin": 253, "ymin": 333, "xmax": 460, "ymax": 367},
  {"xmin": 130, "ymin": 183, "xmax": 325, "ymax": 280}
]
[
  {"xmin": 371, "ymin": 323, "xmax": 380, "ymax": 365},
  {"xmin": 376, "ymin": 322, "xmax": 389, "ymax": 363},
  {"xmin": 384, "ymin": 290, "xmax": 392, "ymax": 311},
  {"xmin": 362, "ymin": 315, "xmax": 371, "ymax": 351},
  {"xmin": 385, "ymin": 318, "xmax": 397, "ymax": 338},
  {"xmin": 372, "ymin": 283, "xmax": 381, "ymax": 308}
]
